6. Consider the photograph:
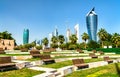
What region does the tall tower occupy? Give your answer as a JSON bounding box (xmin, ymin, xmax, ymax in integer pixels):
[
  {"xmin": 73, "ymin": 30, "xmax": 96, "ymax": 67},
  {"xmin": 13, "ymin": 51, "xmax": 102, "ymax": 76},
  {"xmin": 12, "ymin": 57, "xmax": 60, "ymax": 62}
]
[
  {"xmin": 48, "ymin": 33, "xmax": 53, "ymax": 47},
  {"xmin": 54, "ymin": 27, "xmax": 58, "ymax": 37},
  {"xmin": 66, "ymin": 28, "xmax": 71, "ymax": 42},
  {"xmin": 23, "ymin": 29, "xmax": 29, "ymax": 44},
  {"xmin": 74, "ymin": 24, "xmax": 79, "ymax": 43},
  {"xmin": 86, "ymin": 7, "xmax": 98, "ymax": 42}
]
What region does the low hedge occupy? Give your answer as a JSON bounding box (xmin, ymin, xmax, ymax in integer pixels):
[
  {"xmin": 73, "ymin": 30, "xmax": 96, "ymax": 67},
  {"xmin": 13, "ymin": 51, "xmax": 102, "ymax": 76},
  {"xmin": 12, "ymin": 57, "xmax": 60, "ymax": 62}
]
[
  {"xmin": 96, "ymin": 48, "xmax": 120, "ymax": 54},
  {"xmin": 86, "ymin": 48, "xmax": 120, "ymax": 54}
]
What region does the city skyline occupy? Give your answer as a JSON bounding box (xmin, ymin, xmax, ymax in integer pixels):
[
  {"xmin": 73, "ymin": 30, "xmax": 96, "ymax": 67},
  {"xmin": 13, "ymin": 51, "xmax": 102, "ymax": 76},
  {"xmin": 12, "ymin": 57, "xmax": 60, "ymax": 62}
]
[{"xmin": 0, "ymin": 0, "xmax": 120, "ymax": 44}]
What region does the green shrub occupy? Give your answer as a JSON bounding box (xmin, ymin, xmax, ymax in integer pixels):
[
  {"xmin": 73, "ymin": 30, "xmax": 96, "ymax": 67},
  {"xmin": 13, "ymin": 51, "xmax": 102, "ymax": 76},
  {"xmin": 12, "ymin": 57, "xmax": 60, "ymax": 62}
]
[
  {"xmin": 36, "ymin": 45, "xmax": 42, "ymax": 50},
  {"xmin": 68, "ymin": 44, "xmax": 77, "ymax": 50},
  {"xmin": 96, "ymin": 48, "xmax": 120, "ymax": 54},
  {"xmin": 87, "ymin": 40, "xmax": 100, "ymax": 49}
]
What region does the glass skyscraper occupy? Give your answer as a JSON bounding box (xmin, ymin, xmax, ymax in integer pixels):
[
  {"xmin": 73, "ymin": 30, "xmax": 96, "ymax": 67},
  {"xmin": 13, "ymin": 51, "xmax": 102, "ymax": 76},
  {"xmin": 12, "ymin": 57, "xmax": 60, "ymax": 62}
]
[
  {"xmin": 86, "ymin": 8, "xmax": 98, "ymax": 42},
  {"xmin": 23, "ymin": 29, "xmax": 29, "ymax": 44}
]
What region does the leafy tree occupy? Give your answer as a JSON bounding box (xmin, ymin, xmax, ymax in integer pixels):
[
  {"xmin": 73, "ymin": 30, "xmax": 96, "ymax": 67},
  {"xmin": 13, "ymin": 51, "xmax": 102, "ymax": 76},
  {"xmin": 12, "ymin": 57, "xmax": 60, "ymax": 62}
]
[
  {"xmin": 87, "ymin": 40, "xmax": 100, "ymax": 49},
  {"xmin": 59, "ymin": 43, "xmax": 66, "ymax": 50},
  {"xmin": 42, "ymin": 37, "xmax": 49, "ymax": 47},
  {"xmin": 51, "ymin": 36, "xmax": 58, "ymax": 44},
  {"xmin": 51, "ymin": 36, "xmax": 58, "ymax": 48},
  {"xmin": 97, "ymin": 28, "xmax": 108, "ymax": 48},
  {"xmin": 68, "ymin": 44, "xmax": 77, "ymax": 50},
  {"xmin": 58, "ymin": 35, "xmax": 65, "ymax": 44},
  {"xmin": 50, "ymin": 43, "xmax": 58, "ymax": 48},
  {"xmin": 69, "ymin": 34, "xmax": 78, "ymax": 44},
  {"xmin": 79, "ymin": 42, "xmax": 86, "ymax": 49},
  {"xmin": 111, "ymin": 33, "xmax": 120, "ymax": 48},
  {"xmin": 81, "ymin": 32, "xmax": 89, "ymax": 49},
  {"xmin": 0, "ymin": 31, "xmax": 14, "ymax": 39},
  {"xmin": 36, "ymin": 45, "xmax": 42, "ymax": 50}
]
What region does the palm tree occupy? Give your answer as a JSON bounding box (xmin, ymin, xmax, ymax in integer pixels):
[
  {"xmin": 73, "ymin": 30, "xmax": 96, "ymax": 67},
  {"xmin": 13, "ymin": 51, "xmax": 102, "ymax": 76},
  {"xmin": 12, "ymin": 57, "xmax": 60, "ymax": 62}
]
[
  {"xmin": 51, "ymin": 36, "xmax": 58, "ymax": 48},
  {"xmin": 81, "ymin": 32, "xmax": 89, "ymax": 49},
  {"xmin": 111, "ymin": 33, "xmax": 120, "ymax": 48},
  {"xmin": 51, "ymin": 36, "xmax": 58, "ymax": 44},
  {"xmin": 97, "ymin": 28, "xmax": 108, "ymax": 48},
  {"xmin": 69, "ymin": 34, "xmax": 78, "ymax": 44},
  {"xmin": 42, "ymin": 37, "xmax": 49, "ymax": 47},
  {"xmin": 58, "ymin": 35, "xmax": 65, "ymax": 44}
]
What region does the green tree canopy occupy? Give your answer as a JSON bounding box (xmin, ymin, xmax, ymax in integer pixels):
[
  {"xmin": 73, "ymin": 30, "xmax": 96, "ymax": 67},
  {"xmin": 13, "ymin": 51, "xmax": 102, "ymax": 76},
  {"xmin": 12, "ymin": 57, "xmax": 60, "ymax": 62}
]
[
  {"xmin": 58, "ymin": 35, "xmax": 65, "ymax": 44},
  {"xmin": 97, "ymin": 28, "xmax": 108, "ymax": 48},
  {"xmin": 69, "ymin": 34, "xmax": 78, "ymax": 44},
  {"xmin": 42, "ymin": 37, "xmax": 49, "ymax": 46},
  {"xmin": 51, "ymin": 36, "xmax": 58, "ymax": 44},
  {"xmin": 111, "ymin": 33, "xmax": 120, "ymax": 48},
  {"xmin": 81, "ymin": 32, "xmax": 89, "ymax": 49}
]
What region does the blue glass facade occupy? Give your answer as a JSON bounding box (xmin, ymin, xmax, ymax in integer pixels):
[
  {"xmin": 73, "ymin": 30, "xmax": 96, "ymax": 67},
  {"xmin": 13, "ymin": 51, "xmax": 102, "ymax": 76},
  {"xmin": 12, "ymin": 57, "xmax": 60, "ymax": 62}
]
[
  {"xmin": 23, "ymin": 29, "xmax": 29, "ymax": 44},
  {"xmin": 86, "ymin": 8, "xmax": 98, "ymax": 41}
]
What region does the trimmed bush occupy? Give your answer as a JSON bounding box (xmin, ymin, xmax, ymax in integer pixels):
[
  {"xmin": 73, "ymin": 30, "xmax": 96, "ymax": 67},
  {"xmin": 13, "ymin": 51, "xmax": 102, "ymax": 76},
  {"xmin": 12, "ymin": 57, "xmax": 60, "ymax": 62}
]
[{"xmin": 96, "ymin": 48, "xmax": 120, "ymax": 54}]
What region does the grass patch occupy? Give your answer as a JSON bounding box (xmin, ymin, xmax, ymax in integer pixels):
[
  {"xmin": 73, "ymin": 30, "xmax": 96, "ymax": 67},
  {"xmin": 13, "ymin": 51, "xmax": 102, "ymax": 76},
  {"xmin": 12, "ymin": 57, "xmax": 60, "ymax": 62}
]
[
  {"xmin": 53, "ymin": 55, "xmax": 88, "ymax": 59},
  {"xmin": 26, "ymin": 58, "xmax": 41, "ymax": 61},
  {"xmin": 0, "ymin": 68, "xmax": 44, "ymax": 77},
  {"xmin": 65, "ymin": 63, "xmax": 120, "ymax": 77},
  {"xmin": 40, "ymin": 58, "xmax": 105, "ymax": 69},
  {"xmin": 0, "ymin": 54, "xmax": 30, "ymax": 56}
]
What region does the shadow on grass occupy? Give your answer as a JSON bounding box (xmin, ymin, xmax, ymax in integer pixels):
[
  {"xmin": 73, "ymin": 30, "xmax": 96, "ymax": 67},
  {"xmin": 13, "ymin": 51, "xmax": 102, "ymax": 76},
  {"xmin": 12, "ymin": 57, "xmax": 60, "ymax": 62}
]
[{"xmin": 115, "ymin": 63, "xmax": 120, "ymax": 77}]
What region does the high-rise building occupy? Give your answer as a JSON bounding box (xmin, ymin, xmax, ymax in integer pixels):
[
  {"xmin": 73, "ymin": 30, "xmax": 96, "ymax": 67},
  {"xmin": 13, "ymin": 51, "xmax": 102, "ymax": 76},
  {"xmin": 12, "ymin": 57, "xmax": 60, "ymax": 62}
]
[
  {"xmin": 86, "ymin": 7, "xmax": 98, "ymax": 42},
  {"xmin": 54, "ymin": 28, "xmax": 58, "ymax": 37},
  {"xmin": 23, "ymin": 29, "xmax": 29, "ymax": 44},
  {"xmin": 74, "ymin": 24, "xmax": 79, "ymax": 43},
  {"xmin": 66, "ymin": 28, "xmax": 71, "ymax": 42},
  {"xmin": 48, "ymin": 33, "xmax": 53, "ymax": 47}
]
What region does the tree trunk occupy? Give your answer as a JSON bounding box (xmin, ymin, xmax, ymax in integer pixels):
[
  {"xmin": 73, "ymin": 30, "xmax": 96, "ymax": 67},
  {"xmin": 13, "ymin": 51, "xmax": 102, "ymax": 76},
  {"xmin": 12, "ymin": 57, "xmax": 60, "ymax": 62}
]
[
  {"xmin": 85, "ymin": 43, "xmax": 86, "ymax": 49},
  {"xmin": 116, "ymin": 44, "xmax": 118, "ymax": 48},
  {"xmin": 84, "ymin": 41, "xmax": 86, "ymax": 49},
  {"xmin": 102, "ymin": 41, "xmax": 104, "ymax": 48}
]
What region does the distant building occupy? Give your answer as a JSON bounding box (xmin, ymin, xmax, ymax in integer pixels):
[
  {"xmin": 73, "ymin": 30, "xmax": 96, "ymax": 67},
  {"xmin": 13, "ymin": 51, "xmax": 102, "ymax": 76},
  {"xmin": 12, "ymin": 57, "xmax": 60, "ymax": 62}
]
[
  {"xmin": 23, "ymin": 29, "xmax": 29, "ymax": 44},
  {"xmin": 48, "ymin": 33, "xmax": 53, "ymax": 47},
  {"xmin": 86, "ymin": 7, "xmax": 98, "ymax": 42},
  {"xmin": 54, "ymin": 28, "xmax": 58, "ymax": 37},
  {"xmin": 74, "ymin": 24, "xmax": 79, "ymax": 43},
  {"xmin": 0, "ymin": 39, "xmax": 15, "ymax": 50},
  {"xmin": 66, "ymin": 28, "xmax": 71, "ymax": 42}
]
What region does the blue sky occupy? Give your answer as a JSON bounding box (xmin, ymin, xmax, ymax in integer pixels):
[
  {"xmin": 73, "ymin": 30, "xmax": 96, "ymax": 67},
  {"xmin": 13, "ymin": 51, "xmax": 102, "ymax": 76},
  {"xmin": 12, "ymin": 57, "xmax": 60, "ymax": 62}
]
[{"xmin": 0, "ymin": 0, "xmax": 120, "ymax": 45}]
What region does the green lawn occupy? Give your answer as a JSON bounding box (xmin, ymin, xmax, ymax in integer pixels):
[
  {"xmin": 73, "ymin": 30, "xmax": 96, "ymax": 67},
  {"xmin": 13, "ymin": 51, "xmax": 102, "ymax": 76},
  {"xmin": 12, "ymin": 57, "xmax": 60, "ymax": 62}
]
[
  {"xmin": 0, "ymin": 68, "xmax": 44, "ymax": 77},
  {"xmin": 0, "ymin": 54, "xmax": 29, "ymax": 56},
  {"xmin": 65, "ymin": 63, "xmax": 120, "ymax": 77},
  {"xmin": 26, "ymin": 57, "xmax": 41, "ymax": 61},
  {"xmin": 40, "ymin": 58, "xmax": 106, "ymax": 69}
]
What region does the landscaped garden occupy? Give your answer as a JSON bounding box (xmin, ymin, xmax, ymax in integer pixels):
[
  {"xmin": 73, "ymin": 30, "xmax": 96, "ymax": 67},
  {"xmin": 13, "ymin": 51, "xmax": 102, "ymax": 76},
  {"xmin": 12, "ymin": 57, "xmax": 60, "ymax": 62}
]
[
  {"xmin": 65, "ymin": 63, "xmax": 120, "ymax": 77},
  {"xmin": 40, "ymin": 58, "xmax": 114, "ymax": 69}
]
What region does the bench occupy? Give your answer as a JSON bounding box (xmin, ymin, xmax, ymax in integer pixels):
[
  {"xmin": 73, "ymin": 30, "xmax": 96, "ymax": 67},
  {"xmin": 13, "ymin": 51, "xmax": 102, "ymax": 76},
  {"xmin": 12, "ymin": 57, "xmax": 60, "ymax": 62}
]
[
  {"xmin": 0, "ymin": 56, "xmax": 16, "ymax": 71},
  {"xmin": 72, "ymin": 59, "xmax": 88, "ymax": 69},
  {"xmin": 40, "ymin": 55, "xmax": 55, "ymax": 64},
  {"xmin": 89, "ymin": 53, "xmax": 98, "ymax": 58},
  {"xmin": 76, "ymin": 49, "xmax": 84, "ymax": 53},
  {"xmin": 98, "ymin": 51, "xmax": 104, "ymax": 55},
  {"xmin": 43, "ymin": 48, "xmax": 56, "ymax": 52},
  {"xmin": 21, "ymin": 48, "xmax": 28, "ymax": 52},
  {"xmin": 104, "ymin": 56, "xmax": 113, "ymax": 64},
  {"xmin": 30, "ymin": 50, "xmax": 41, "ymax": 58},
  {"xmin": 92, "ymin": 50, "xmax": 97, "ymax": 53},
  {"xmin": 0, "ymin": 48, "xmax": 5, "ymax": 54}
]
